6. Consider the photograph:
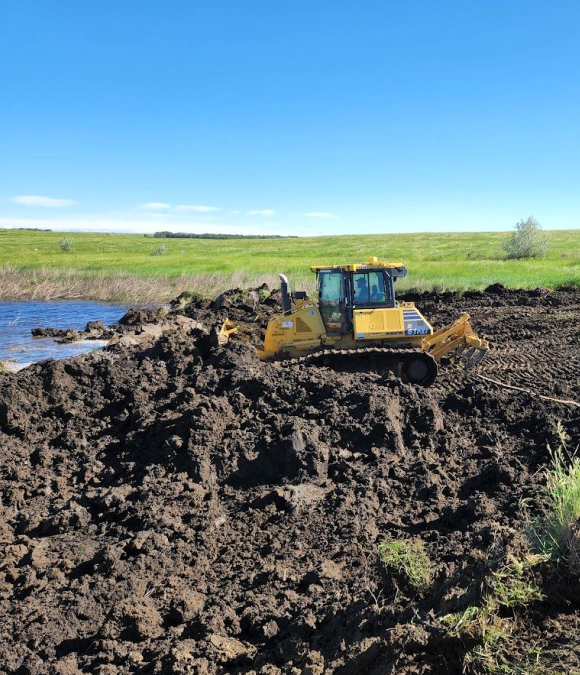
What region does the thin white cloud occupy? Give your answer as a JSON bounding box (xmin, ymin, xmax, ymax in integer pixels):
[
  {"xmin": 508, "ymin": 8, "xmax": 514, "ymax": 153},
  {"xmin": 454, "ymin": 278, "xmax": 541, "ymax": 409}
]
[
  {"xmin": 175, "ymin": 204, "xmax": 219, "ymax": 213},
  {"xmin": 246, "ymin": 209, "xmax": 275, "ymax": 216},
  {"xmin": 12, "ymin": 195, "xmax": 76, "ymax": 207},
  {"xmin": 303, "ymin": 211, "xmax": 336, "ymax": 218},
  {"xmin": 140, "ymin": 202, "xmax": 172, "ymax": 211}
]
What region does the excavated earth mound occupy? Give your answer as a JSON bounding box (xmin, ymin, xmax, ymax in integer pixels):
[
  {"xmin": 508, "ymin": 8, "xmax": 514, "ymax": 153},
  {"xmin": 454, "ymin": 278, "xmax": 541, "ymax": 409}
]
[{"xmin": 1, "ymin": 287, "xmax": 580, "ymax": 674}]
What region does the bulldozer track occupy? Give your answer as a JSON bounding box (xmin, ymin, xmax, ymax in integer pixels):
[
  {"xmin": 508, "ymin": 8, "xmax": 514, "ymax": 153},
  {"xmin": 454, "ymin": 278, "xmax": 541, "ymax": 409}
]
[
  {"xmin": 278, "ymin": 345, "xmax": 418, "ymax": 365},
  {"xmin": 277, "ymin": 346, "xmax": 439, "ymax": 385}
]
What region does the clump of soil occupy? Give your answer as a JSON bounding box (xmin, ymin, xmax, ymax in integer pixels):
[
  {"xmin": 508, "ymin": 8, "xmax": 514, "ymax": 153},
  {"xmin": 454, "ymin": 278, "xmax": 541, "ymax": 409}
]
[
  {"xmin": 1, "ymin": 286, "xmax": 580, "ymax": 674},
  {"xmin": 31, "ymin": 320, "xmax": 117, "ymax": 344}
]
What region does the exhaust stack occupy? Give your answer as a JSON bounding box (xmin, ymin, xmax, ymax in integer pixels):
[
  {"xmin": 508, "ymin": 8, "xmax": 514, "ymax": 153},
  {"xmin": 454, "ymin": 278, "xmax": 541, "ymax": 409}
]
[{"xmin": 279, "ymin": 273, "xmax": 291, "ymax": 312}]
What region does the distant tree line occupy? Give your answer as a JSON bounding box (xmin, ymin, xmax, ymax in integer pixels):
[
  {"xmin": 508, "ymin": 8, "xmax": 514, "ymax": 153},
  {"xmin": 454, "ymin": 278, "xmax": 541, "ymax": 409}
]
[
  {"xmin": 5, "ymin": 227, "xmax": 53, "ymax": 232},
  {"xmin": 152, "ymin": 231, "xmax": 297, "ymax": 239}
]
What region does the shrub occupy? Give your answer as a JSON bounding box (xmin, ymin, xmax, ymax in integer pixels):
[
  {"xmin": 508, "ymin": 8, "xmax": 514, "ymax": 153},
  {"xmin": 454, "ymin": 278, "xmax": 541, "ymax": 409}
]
[
  {"xmin": 59, "ymin": 237, "xmax": 74, "ymax": 253},
  {"xmin": 502, "ymin": 216, "xmax": 549, "ymax": 259},
  {"xmin": 152, "ymin": 245, "xmax": 168, "ymax": 256}
]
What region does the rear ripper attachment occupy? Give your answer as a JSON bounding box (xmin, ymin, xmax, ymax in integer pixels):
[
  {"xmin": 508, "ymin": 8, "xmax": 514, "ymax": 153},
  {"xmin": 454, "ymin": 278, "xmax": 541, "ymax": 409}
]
[{"xmin": 220, "ymin": 256, "xmax": 489, "ymax": 386}]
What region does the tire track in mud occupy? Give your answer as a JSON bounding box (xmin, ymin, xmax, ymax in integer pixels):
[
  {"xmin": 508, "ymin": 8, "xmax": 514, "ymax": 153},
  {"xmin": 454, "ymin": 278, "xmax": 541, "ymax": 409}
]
[
  {"xmin": 476, "ymin": 310, "xmax": 580, "ymax": 400},
  {"xmin": 480, "ymin": 343, "xmax": 580, "ymax": 397}
]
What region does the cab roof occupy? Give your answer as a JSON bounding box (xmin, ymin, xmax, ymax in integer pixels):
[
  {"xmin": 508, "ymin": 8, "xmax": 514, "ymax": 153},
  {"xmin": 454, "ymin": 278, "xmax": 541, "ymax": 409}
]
[{"xmin": 310, "ymin": 256, "xmax": 407, "ymax": 276}]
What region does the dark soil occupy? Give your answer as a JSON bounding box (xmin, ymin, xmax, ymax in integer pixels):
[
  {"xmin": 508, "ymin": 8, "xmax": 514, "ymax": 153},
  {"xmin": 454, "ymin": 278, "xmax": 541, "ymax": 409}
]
[{"xmin": 2, "ymin": 286, "xmax": 580, "ymax": 674}]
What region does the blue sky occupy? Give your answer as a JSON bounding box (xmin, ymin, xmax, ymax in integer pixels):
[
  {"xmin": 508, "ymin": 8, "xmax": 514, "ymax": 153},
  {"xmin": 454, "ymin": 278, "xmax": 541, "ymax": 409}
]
[{"xmin": 1, "ymin": 1, "xmax": 579, "ymax": 236}]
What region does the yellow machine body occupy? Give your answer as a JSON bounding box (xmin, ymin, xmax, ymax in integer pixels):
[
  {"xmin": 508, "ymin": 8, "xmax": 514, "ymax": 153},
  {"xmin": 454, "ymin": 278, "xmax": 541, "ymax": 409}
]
[
  {"xmin": 222, "ymin": 256, "xmax": 489, "ymax": 385},
  {"xmin": 257, "ymin": 300, "xmax": 433, "ymax": 361}
]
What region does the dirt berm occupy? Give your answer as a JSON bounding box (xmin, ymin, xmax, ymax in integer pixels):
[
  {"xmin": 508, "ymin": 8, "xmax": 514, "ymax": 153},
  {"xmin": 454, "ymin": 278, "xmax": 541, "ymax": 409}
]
[{"xmin": 1, "ymin": 287, "xmax": 580, "ymax": 674}]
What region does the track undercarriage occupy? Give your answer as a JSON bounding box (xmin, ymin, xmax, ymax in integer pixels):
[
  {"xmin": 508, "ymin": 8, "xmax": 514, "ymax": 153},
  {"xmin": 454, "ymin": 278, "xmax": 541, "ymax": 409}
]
[{"xmin": 278, "ymin": 346, "xmax": 439, "ymax": 386}]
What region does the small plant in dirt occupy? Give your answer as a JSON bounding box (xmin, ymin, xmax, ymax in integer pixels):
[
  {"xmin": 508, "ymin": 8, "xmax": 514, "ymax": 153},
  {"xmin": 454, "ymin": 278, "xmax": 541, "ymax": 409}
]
[
  {"xmin": 258, "ymin": 287, "xmax": 271, "ymax": 299},
  {"xmin": 378, "ymin": 539, "xmax": 432, "ymax": 592},
  {"xmin": 502, "ymin": 216, "xmax": 549, "ymax": 260},
  {"xmin": 442, "ymin": 552, "xmax": 547, "ymax": 674},
  {"xmin": 170, "ymin": 290, "xmax": 207, "ymax": 311},
  {"xmin": 152, "ymin": 245, "xmax": 168, "ymax": 256},
  {"xmin": 528, "ymin": 425, "xmax": 580, "ymax": 573},
  {"xmin": 59, "ymin": 237, "xmax": 74, "ymax": 253},
  {"xmin": 467, "ymin": 646, "xmax": 558, "ymax": 675}
]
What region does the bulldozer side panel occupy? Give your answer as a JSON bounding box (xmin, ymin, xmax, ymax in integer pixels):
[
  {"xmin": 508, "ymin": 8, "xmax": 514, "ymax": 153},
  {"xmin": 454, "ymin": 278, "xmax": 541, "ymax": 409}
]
[
  {"xmin": 353, "ymin": 307, "xmax": 432, "ymax": 341},
  {"xmin": 262, "ymin": 305, "xmax": 326, "ymax": 358}
]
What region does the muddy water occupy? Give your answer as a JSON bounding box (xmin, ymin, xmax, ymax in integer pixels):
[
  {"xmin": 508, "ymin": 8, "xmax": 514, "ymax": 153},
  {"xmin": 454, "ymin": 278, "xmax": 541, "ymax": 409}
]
[{"xmin": 0, "ymin": 300, "xmax": 126, "ymax": 369}]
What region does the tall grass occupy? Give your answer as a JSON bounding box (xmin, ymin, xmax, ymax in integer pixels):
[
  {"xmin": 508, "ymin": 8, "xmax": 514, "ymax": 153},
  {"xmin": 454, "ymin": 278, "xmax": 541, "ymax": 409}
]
[
  {"xmin": 0, "ymin": 266, "xmax": 285, "ymax": 304},
  {"xmin": 529, "ymin": 427, "xmax": 580, "ymax": 573}
]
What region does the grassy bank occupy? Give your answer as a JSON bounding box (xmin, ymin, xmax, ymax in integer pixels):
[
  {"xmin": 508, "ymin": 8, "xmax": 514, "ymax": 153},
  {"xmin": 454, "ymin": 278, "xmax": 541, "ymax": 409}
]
[
  {"xmin": 1, "ymin": 229, "xmax": 579, "ymax": 302},
  {"xmin": 0, "ymin": 267, "xmax": 283, "ymax": 304}
]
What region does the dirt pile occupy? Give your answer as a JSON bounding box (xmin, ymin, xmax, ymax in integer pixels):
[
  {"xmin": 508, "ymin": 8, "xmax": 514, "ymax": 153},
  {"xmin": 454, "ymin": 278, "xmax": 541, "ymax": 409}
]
[{"xmin": 1, "ymin": 287, "xmax": 580, "ymax": 674}]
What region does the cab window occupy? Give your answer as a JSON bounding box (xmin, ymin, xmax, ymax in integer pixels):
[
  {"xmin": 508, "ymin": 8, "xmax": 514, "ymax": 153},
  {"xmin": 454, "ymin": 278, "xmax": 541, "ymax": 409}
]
[
  {"xmin": 319, "ymin": 271, "xmax": 343, "ymax": 302},
  {"xmin": 352, "ymin": 271, "xmax": 394, "ymax": 306},
  {"xmin": 318, "ymin": 270, "xmax": 347, "ymax": 334}
]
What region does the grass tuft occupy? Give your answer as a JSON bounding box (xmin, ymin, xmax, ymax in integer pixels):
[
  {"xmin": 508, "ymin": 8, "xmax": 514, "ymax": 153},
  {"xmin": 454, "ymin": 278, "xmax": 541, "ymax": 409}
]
[
  {"xmin": 442, "ymin": 552, "xmax": 547, "ymax": 674},
  {"xmin": 378, "ymin": 539, "xmax": 432, "ymax": 591},
  {"xmin": 489, "ymin": 553, "xmax": 548, "ymax": 607}
]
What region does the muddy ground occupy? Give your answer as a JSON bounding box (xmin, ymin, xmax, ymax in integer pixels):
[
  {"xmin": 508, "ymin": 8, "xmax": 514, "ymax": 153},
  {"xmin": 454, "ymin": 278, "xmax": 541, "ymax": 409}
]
[{"xmin": 1, "ymin": 285, "xmax": 580, "ymax": 674}]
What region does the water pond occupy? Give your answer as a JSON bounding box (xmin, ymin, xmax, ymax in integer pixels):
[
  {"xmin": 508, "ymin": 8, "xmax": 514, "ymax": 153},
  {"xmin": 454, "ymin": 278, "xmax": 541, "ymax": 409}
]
[{"xmin": 0, "ymin": 300, "xmax": 128, "ymax": 371}]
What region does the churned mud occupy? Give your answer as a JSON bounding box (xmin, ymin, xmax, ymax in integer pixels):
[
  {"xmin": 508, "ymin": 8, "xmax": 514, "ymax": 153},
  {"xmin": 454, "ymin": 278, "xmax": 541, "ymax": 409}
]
[{"xmin": 1, "ymin": 285, "xmax": 580, "ymax": 674}]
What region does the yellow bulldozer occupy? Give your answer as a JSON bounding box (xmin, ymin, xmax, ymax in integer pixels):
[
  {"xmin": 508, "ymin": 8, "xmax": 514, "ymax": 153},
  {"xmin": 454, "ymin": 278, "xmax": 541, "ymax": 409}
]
[{"xmin": 221, "ymin": 256, "xmax": 489, "ymax": 386}]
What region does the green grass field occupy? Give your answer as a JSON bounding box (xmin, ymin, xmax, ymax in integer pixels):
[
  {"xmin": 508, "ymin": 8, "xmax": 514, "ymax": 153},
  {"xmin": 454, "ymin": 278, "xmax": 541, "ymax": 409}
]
[{"xmin": 1, "ymin": 229, "xmax": 579, "ymax": 301}]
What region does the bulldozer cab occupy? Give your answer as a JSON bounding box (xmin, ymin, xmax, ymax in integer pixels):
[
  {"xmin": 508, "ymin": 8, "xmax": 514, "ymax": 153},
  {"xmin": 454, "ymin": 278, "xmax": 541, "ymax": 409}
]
[{"xmin": 316, "ymin": 260, "xmax": 403, "ymax": 336}]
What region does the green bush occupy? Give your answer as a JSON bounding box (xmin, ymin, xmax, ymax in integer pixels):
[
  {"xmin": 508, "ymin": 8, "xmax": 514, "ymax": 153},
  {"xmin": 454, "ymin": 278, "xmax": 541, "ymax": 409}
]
[
  {"xmin": 59, "ymin": 237, "xmax": 74, "ymax": 253},
  {"xmin": 152, "ymin": 245, "xmax": 168, "ymax": 256},
  {"xmin": 502, "ymin": 216, "xmax": 549, "ymax": 259}
]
